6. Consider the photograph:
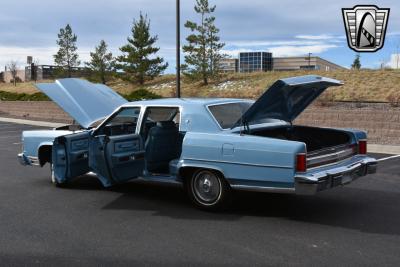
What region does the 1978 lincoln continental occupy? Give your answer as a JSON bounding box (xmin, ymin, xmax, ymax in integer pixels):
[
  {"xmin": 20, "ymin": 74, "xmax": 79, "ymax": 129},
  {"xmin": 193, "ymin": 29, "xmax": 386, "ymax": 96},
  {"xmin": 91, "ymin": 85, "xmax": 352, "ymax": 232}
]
[{"xmin": 18, "ymin": 75, "xmax": 378, "ymax": 210}]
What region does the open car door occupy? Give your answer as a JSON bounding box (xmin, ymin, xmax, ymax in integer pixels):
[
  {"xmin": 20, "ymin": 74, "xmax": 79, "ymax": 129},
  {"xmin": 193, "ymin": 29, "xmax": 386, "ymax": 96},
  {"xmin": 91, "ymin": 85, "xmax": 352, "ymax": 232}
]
[
  {"xmin": 89, "ymin": 107, "xmax": 145, "ymax": 187},
  {"xmin": 52, "ymin": 132, "xmax": 91, "ymax": 183}
]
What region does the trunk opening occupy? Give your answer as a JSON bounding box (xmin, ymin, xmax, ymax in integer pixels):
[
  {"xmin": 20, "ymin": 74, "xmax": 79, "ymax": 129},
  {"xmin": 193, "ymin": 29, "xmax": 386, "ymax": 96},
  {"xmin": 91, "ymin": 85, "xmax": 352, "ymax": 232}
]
[
  {"xmin": 249, "ymin": 125, "xmax": 351, "ymax": 153},
  {"xmin": 245, "ymin": 125, "xmax": 356, "ymax": 169}
]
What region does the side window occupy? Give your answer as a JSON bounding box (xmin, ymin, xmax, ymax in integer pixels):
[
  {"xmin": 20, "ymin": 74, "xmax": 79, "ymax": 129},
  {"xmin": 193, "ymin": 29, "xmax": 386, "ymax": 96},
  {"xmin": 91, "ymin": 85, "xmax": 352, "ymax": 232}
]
[
  {"xmin": 140, "ymin": 107, "xmax": 180, "ymax": 138},
  {"xmin": 97, "ymin": 107, "xmax": 141, "ymax": 136}
]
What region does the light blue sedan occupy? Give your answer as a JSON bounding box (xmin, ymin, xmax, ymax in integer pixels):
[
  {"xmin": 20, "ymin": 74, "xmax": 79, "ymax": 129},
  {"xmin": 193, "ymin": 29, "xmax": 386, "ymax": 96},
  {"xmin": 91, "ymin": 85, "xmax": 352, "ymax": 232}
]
[{"xmin": 18, "ymin": 75, "xmax": 377, "ymax": 210}]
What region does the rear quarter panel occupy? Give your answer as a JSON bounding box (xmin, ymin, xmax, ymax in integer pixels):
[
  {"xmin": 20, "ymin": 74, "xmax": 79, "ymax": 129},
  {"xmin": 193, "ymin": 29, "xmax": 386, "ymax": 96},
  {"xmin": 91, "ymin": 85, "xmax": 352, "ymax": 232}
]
[{"xmin": 179, "ymin": 132, "xmax": 306, "ymax": 188}]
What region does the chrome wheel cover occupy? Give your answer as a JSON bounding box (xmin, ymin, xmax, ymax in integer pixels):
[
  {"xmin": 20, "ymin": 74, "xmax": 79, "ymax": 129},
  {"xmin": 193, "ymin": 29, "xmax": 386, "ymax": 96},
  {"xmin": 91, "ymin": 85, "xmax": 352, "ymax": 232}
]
[{"xmin": 192, "ymin": 170, "xmax": 222, "ymax": 205}]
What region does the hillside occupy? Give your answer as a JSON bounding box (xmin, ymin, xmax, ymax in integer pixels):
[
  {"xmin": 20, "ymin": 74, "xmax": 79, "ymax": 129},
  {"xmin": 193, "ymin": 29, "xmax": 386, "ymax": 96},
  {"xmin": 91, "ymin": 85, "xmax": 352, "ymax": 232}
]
[{"xmin": 1, "ymin": 69, "xmax": 399, "ymax": 102}]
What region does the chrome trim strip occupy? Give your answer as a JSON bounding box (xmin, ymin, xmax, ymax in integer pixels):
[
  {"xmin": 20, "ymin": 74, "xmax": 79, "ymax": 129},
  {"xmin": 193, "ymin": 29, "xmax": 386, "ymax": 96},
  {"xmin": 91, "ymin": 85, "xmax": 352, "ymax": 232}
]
[
  {"xmin": 183, "ymin": 158, "xmax": 293, "ymax": 169},
  {"xmin": 231, "ymin": 184, "xmax": 295, "ymax": 194},
  {"xmin": 183, "ymin": 158, "xmax": 294, "ymax": 169},
  {"xmin": 307, "ymin": 147, "xmax": 356, "ymax": 167},
  {"xmin": 28, "ymin": 156, "xmax": 40, "ymax": 166}
]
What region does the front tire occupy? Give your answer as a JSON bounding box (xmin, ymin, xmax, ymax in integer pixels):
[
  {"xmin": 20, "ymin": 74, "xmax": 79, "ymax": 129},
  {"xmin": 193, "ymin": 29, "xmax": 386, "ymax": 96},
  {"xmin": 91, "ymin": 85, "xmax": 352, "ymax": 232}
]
[{"xmin": 187, "ymin": 169, "xmax": 232, "ymax": 211}]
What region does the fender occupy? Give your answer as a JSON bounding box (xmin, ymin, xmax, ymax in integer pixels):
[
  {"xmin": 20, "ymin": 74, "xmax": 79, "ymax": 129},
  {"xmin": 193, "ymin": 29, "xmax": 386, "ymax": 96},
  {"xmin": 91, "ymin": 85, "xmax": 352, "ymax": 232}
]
[{"xmin": 177, "ymin": 159, "xmax": 227, "ymax": 180}]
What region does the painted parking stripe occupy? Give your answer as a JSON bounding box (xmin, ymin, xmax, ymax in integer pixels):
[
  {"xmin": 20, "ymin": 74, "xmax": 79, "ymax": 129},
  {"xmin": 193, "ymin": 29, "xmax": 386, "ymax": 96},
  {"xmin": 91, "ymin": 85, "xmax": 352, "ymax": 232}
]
[{"xmin": 378, "ymin": 155, "xmax": 400, "ymax": 162}]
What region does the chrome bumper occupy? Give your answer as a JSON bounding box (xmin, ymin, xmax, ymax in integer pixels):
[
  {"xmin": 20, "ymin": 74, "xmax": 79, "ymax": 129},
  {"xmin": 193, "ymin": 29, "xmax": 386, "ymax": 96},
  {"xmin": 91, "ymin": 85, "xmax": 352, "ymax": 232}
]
[
  {"xmin": 17, "ymin": 153, "xmax": 36, "ymax": 166},
  {"xmin": 295, "ymin": 157, "xmax": 378, "ymax": 195}
]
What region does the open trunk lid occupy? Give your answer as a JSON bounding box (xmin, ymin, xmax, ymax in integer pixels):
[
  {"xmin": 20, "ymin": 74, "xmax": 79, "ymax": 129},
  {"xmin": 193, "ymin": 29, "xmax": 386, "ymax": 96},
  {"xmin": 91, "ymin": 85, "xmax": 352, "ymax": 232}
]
[
  {"xmin": 35, "ymin": 79, "xmax": 127, "ymax": 129},
  {"xmin": 233, "ymin": 75, "xmax": 343, "ymax": 127}
]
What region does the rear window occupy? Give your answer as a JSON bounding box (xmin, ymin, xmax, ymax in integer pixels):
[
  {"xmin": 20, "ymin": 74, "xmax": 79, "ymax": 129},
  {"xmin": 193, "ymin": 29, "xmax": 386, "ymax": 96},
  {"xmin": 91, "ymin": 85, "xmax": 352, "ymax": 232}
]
[{"xmin": 208, "ymin": 102, "xmax": 252, "ymax": 129}]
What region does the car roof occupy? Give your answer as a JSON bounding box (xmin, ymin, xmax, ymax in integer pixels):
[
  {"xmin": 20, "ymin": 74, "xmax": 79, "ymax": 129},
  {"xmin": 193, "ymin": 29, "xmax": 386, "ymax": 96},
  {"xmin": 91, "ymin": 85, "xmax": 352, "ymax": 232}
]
[{"xmin": 121, "ymin": 98, "xmax": 252, "ymax": 108}]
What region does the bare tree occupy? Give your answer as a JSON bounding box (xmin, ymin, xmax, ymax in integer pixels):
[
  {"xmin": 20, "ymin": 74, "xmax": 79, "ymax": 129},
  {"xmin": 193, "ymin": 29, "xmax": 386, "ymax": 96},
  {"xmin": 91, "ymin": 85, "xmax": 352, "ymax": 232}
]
[{"xmin": 7, "ymin": 60, "xmax": 19, "ymax": 86}]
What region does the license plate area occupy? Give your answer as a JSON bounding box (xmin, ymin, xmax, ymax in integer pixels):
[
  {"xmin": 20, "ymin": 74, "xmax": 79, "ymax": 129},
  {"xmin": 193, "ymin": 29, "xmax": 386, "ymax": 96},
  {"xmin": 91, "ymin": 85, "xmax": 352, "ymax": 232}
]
[{"xmin": 330, "ymin": 165, "xmax": 366, "ymax": 187}]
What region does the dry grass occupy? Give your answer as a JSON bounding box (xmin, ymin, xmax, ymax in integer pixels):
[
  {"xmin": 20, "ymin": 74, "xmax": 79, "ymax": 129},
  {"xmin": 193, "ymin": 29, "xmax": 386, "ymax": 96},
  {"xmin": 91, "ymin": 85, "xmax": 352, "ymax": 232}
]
[{"xmin": 1, "ymin": 69, "xmax": 399, "ymax": 101}]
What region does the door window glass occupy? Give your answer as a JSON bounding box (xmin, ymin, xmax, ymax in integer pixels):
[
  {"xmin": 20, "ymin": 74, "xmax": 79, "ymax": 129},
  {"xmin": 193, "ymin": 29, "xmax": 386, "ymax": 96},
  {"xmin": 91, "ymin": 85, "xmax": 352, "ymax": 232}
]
[{"xmin": 97, "ymin": 107, "xmax": 141, "ymax": 136}]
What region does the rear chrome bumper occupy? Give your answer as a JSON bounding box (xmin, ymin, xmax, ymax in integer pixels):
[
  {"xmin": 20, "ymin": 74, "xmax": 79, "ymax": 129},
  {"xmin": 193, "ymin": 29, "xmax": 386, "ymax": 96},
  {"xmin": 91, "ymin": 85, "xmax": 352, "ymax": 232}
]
[{"xmin": 295, "ymin": 157, "xmax": 377, "ymax": 195}]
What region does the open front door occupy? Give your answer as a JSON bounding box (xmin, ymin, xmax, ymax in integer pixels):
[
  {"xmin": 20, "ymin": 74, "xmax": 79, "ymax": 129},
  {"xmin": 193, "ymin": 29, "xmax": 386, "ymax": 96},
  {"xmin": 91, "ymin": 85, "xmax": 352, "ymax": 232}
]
[
  {"xmin": 89, "ymin": 134, "xmax": 145, "ymax": 187},
  {"xmin": 52, "ymin": 132, "xmax": 91, "ymax": 183},
  {"xmin": 88, "ymin": 106, "xmax": 145, "ymax": 187}
]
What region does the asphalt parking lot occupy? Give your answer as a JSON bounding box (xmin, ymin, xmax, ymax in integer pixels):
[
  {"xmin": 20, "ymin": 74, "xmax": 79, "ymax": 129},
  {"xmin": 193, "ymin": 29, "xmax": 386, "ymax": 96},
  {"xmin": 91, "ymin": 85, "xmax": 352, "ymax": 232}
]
[{"xmin": 1, "ymin": 121, "xmax": 400, "ymax": 266}]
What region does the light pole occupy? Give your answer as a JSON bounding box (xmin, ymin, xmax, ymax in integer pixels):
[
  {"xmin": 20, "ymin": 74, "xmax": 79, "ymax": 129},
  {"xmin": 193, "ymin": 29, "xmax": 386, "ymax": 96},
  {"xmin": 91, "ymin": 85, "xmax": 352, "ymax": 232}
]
[{"xmin": 176, "ymin": 0, "xmax": 181, "ymax": 98}]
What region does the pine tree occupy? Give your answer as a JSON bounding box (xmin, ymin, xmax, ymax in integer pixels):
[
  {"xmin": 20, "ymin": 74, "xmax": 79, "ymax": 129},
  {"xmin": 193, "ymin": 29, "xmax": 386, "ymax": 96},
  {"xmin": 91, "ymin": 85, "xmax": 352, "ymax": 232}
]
[
  {"xmin": 85, "ymin": 40, "xmax": 114, "ymax": 84},
  {"xmin": 116, "ymin": 13, "xmax": 168, "ymax": 85},
  {"xmin": 54, "ymin": 24, "xmax": 80, "ymax": 78},
  {"xmin": 351, "ymin": 54, "xmax": 361, "ymax": 70},
  {"xmin": 182, "ymin": 0, "xmax": 224, "ymax": 85}
]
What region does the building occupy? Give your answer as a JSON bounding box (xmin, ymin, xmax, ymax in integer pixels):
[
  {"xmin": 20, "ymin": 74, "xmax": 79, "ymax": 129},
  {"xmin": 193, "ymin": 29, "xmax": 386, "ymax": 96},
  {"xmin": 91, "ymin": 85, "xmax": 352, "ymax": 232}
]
[
  {"xmin": 239, "ymin": 52, "xmax": 273, "ymax": 73},
  {"xmin": 273, "ymin": 56, "xmax": 345, "ymax": 71},
  {"xmin": 2, "ymin": 67, "xmax": 26, "ymax": 83},
  {"xmin": 24, "ymin": 65, "xmax": 90, "ymax": 81},
  {"xmin": 219, "ymin": 58, "xmax": 238, "ymax": 73}
]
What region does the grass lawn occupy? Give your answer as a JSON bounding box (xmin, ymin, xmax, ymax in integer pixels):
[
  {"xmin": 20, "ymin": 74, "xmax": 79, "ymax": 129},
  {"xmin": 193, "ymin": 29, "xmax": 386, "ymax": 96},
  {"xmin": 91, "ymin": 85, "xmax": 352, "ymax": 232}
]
[{"xmin": 1, "ymin": 69, "xmax": 399, "ymax": 102}]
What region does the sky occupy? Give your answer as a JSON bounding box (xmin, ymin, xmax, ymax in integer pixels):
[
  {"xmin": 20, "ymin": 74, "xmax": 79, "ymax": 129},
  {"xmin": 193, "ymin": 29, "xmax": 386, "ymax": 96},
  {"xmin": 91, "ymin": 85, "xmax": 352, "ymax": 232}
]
[{"xmin": 0, "ymin": 0, "xmax": 399, "ymax": 73}]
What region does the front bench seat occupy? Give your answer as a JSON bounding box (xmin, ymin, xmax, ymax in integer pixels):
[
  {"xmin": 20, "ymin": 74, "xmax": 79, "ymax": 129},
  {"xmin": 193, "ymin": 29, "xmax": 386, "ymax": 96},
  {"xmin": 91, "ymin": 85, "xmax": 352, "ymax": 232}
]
[{"xmin": 145, "ymin": 121, "xmax": 181, "ymax": 173}]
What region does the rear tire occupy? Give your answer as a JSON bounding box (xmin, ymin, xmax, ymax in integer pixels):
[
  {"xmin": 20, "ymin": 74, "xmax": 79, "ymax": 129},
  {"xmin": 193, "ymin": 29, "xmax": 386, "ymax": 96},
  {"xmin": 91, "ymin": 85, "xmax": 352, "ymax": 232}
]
[
  {"xmin": 186, "ymin": 169, "xmax": 232, "ymax": 211},
  {"xmin": 50, "ymin": 163, "xmax": 67, "ymax": 188}
]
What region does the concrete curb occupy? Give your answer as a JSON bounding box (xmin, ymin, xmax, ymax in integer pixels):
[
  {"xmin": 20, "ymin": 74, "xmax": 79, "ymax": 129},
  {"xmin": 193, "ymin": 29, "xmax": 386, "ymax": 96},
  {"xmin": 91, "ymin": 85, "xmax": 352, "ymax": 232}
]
[
  {"xmin": 0, "ymin": 117, "xmax": 65, "ymax": 128},
  {"xmin": 1, "ymin": 116, "xmax": 399, "ymax": 155}
]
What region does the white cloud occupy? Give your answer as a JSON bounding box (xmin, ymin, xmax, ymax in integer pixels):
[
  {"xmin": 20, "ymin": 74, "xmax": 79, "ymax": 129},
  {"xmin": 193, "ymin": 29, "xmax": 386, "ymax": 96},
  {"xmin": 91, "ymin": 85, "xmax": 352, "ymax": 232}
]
[
  {"xmin": 0, "ymin": 46, "xmax": 93, "ymax": 70},
  {"xmin": 228, "ymin": 40, "xmax": 322, "ymax": 47},
  {"xmin": 267, "ymin": 44, "xmax": 338, "ymax": 57},
  {"xmin": 295, "ymin": 34, "xmax": 336, "ymax": 40}
]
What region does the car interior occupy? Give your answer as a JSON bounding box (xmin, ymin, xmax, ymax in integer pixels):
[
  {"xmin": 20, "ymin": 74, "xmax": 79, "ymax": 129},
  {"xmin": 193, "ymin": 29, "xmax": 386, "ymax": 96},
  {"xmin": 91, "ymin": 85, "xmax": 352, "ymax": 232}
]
[
  {"xmin": 141, "ymin": 107, "xmax": 185, "ymax": 174},
  {"xmin": 95, "ymin": 106, "xmax": 185, "ymax": 175}
]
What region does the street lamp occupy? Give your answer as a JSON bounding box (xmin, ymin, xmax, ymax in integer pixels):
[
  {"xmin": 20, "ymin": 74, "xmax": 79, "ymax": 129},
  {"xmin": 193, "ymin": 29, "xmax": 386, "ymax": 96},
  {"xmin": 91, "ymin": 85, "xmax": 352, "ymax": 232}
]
[{"xmin": 176, "ymin": 0, "xmax": 181, "ymax": 98}]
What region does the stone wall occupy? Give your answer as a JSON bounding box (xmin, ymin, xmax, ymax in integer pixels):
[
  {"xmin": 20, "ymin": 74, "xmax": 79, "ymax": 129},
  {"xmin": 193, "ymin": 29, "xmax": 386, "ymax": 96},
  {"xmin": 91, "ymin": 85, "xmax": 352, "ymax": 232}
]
[
  {"xmin": 296, "ymin": 107, "xmax": 400, "ymax": 145},
  {"xmin": 0, "ymin": 101, "xmax": 72, "ymax": 123}
]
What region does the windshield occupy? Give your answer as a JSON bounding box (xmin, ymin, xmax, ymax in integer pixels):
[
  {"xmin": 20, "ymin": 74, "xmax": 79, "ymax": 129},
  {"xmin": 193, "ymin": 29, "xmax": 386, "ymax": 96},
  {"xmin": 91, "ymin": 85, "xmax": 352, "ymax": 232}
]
[{"xmin": 208, "ymin": 102, "xmax": 253, "ymax": 129}]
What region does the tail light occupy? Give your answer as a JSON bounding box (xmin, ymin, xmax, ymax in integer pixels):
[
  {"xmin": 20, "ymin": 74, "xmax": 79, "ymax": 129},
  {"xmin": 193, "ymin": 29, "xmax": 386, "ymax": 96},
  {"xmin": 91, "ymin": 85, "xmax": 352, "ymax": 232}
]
[
  {"xmin": 296, "ymin": 153, "xmax": 307, "ymax": 172},
  {"xmin": 358, "ymin": 140, "xmax": 367, "ymax": 154}
]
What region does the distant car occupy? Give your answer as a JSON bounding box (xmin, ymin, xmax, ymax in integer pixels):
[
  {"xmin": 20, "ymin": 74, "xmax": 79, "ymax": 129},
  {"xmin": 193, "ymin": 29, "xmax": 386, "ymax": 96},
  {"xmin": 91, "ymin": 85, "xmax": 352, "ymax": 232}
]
[{"xmin": 18, "ymin": 76, "xmax": 378, "ymax": 210}]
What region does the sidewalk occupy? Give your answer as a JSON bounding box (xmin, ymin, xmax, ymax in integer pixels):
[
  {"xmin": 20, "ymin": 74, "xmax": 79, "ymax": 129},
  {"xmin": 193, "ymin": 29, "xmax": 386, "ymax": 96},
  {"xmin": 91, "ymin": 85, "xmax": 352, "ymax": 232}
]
[{"xmin": 0, "ymin": 117, "xmax": 65, "ymax": 128}]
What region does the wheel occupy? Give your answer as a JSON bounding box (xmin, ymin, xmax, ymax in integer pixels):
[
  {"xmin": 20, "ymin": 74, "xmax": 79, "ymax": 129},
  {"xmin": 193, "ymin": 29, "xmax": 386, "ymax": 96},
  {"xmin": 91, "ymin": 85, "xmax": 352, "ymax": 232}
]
[
  {"xmin": 187, "ymin": 169, "xmax": 232, "ymax": 210},
  {"xmin": 50, "ymin": 163, "xmax": 67, "ymax": 188}
]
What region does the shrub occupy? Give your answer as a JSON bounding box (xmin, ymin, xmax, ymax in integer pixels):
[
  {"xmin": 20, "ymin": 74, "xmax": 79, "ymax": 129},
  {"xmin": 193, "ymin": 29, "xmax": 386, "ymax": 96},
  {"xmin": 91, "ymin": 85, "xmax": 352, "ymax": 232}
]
[
  {"xmin": 121, "ymin": 89, "xmax": 162, "ymax": 101},
  {"xmin": 0, "ymin": 91, "xmax": 50, "ymax": 101}
]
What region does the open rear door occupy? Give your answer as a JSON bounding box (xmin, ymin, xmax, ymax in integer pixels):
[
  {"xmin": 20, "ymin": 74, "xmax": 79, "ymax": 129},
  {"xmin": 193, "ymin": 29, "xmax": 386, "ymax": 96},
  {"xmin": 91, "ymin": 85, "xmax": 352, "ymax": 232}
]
[
  {"xmin": 52, "ymin": 132, "xmax": 91, "ymax": 183},
  {"xmin": 89, "ymin": 134, "xmax": 145, "ymax": 187}
]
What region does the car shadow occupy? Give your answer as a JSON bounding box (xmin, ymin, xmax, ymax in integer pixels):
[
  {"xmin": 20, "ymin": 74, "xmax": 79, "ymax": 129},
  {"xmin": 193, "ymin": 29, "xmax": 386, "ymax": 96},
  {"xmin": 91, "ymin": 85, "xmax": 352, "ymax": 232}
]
[{"xmin": 55, "ymin": 174, "xmax": 400, "ymax": 236}]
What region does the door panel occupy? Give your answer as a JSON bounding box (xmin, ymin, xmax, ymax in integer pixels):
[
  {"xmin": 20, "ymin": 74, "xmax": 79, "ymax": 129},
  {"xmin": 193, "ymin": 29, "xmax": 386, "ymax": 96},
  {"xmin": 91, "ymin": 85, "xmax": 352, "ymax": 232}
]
[
  {"xmin": 52, "ymin": 131, "xmax": 90, "ymax": 183},
  {"xmin": 105, "ymin": 134, "xmax": 145, "ymax": 183},
  {"xmin": 88, "ymin": 135, "xmax": 113, "ymax": 187}
]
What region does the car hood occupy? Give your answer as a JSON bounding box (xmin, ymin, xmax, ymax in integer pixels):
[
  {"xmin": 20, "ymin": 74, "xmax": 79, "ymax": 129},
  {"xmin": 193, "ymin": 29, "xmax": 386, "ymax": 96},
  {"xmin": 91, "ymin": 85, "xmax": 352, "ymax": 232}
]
[
  {"xmin": 35, "ymin": 79, "xmax": 128, "ymax": 129},
  {"xmin": 234, "ymin": 75, "xmax": 343, "ymax": 127}
]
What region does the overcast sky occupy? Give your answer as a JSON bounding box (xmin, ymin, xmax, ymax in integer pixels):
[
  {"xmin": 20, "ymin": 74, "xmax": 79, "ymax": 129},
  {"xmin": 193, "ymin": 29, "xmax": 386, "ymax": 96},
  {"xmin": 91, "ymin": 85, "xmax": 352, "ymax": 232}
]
[{"xmin": 0, "ymin": 0, "xmax": 399, "ymax": 72}]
